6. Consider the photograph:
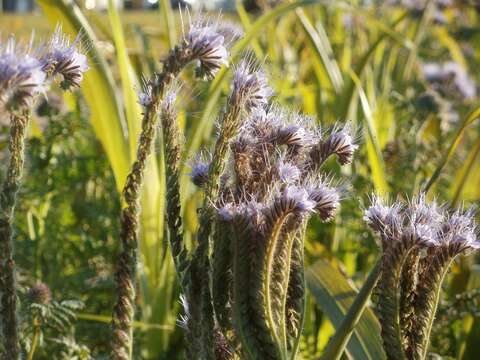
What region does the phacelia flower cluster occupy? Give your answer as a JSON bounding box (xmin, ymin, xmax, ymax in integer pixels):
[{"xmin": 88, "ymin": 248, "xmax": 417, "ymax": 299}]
[
  {"xmin": 41, "ymin": 26, "xmax": 89, "ymax": 90},
  {"xmin": 184, "ymin": 16, "xmax": 242, "ymax": 79},
  {"xmin": 364, "ymin": 194, "xmax": 479, "ymax": 360},
  {"xmin": 0, "ymin": 29, "xmax": 88, "ymax": 112},
  {"xmin": 0, "ymin": 37, "xmax": 45, "ymax": 109},
  {"xmin": 364, "ymin": 194, "xmax": 479, "ymax": 254}
]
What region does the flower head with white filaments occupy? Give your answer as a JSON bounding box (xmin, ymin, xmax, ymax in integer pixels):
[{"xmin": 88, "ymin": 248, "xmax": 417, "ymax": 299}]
[
  {"xmin": 364, "ymin": 194, "xmax": 479, "ymax": 360},
  {"xmin": 0, "ymin": 36, "xmax": 46, "ymax": 109},
  {"xmin": 41, "ymin": 25, "xmax": 89, "ymax": 90},
  {"xmin": 364, "ymin": 194, "xmax": 479, "ymax": 253},
  {"xmin": 182, "ymin": 13, "xmax": 241, "ymax": 80}
]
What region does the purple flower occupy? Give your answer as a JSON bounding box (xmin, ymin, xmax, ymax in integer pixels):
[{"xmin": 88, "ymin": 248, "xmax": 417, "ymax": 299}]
[
  {"xmin": 0, "ymin": 37, "xmax": 46, "ymax": 109},
  {"xmin": 323, "ymin": 124, "xmax": 358, "ymax": 165},
  {"xmin": 363, "ymin": 195, "xmax": 402, "ymax": 236},
  {"xmin": 282, "ymin": 185, "xmax": 315, "ymax": 213},
  {"xmin": 231, "ymin": 60, "xmax": 273, "ymax": 111},
  {"xmin": 189, "ymin": 157, "xmax": 210, "ymax": 187},
  {"xmin": 308, "ymin": 185, "xmax": 340, "ymax": 222},
  {"xmin": 277, "ymin": 160, "xmax": 300, "ymax": 184},
  {"xmin": 185, "ymin": 17, "xmax": 232, "ymax": 80},
  {"xmin": 41, "ymin": 26, "xmax": 88, "ymax": 90}
]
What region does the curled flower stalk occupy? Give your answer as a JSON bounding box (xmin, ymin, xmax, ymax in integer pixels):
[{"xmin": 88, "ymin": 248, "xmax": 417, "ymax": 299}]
[
  {"xmin": 364, "ymin": 195, "xmax": 479, "ymax": 360},
  {"xmin": 183, "ymin": 66, "xmax": 356, "ymax": 357},
  {"xmin": 0, "ymin": 31, "xmax": 85, "ymax": 359},
  {"xmin": 110, "ymin": 17, "xmax": 235, "ymax": 360},
  {"xmin": 0, "ymin": 111, "xmax": 30, "ymax": 360}
]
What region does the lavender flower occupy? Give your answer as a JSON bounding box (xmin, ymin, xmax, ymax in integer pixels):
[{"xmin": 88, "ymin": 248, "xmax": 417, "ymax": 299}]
[
  {"xmin": 231, "ymin": 60, "xmax": 273, "ymax": 110},
  {"xmin": 422, "ymin": 61, "xmax": 476, "ymax": 100},
  {"xmin": 323, "ymin": 124, "xmax": 358, "ymax": 165},
  {"xmin": 189, "ymin": 156, "xmax": 210, "ymax": 187},
  {"xmin": 0, "ymin": 37, "xmax": 46, "ymax": 109},
  {"xmin": 282, "ymin": 185, "xmax": 316, "ymax": 213},
  {"xmin": 41, "ymin": 26, "xmax": 89, "ymax": 90},
  {"xmin": 308, "ymin": 184, "xmax": 340, "ymax": 221},
  {"xmin": 184, "ymin": 17, "xmax": 232, "ymax": 79},
  {"xmin": 277, "ymin": 160, "xmax": 300, "ymax": 184},
  {"xmin": 138, "ymin": 78, "xmax": 153, "ymax": 108}
]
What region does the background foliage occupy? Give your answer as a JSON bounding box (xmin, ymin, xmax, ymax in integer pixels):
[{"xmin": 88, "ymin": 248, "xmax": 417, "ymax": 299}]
[{"xmin": 0, "ymin": 0, "xmax": 479, "ymax": 358}]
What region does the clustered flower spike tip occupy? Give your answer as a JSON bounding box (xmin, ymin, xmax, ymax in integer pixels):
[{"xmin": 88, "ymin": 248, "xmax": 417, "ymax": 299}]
[
  {"xmin": 364, "ymin": 193, "xmax": 479, "ymax": 255},
  {"xmin": 0, "ymin": 37, "xmax": 46, "ymax": 109},
  {"xmin": 41, "ymin": 25, "xmax": 89, "ymax": 90},
  {"xmin": 184, "ymin": 15, "xmax": 240, "ymax": 80}
]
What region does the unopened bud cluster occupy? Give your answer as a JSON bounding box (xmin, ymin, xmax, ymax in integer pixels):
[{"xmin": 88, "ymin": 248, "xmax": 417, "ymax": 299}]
[{"xmin": 364, "ymin": 194, "xmax": 479, "ymax": 360}]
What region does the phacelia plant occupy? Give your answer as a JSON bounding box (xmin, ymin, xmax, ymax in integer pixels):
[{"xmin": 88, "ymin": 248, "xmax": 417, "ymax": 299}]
[
  {"xmin": 364, "ymin": 194, "xmax": 479, "ymax": 360},
  {"xmin": 0, "ymin": 29, "xmax": 88, "ymax": 360}
]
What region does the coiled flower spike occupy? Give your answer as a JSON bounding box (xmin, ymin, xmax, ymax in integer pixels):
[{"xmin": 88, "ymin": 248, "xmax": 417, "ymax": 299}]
[
  {"xmin": 364, "ymin": 194, "xmax": 479, "ymax": 360},
  {"xmin": 41, "ymin": 25, "xmax": 89, "ymax": 90},
  {"xmin": 0, "ymin": 37, "xmax": 45, "ymax": 110}
]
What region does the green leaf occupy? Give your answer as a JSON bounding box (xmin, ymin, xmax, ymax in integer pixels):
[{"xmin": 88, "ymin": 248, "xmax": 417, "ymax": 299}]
[
  {"xmin": 306, "ymin": 260, "xmax": 385, "ymax": 360},
  {"xmin": 37, "ymin": 0, "xmax": 129, "ymax": 191},
  {"xmin": 349, "ymin": 70, "xmax": 389, "ymax": 194},
  {"xmin": 295, "ymin": 8, "xmax": 344, "ymax": 94},
  {"xmin": 423, "ymin": 107, "xmax": 480, "ymax": 193},
  {"xmin": 320, "ymin": 261, "xmax": 383, "ymax": 360}
]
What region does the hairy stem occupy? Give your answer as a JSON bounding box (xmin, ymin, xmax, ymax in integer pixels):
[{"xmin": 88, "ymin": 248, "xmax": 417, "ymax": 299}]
[
  {"xmin": 190, "ymin": 96, "xmax": 244, "ymax": 359},
  {"xmin": 409, "ymin": 247, "xmax": 454, "ymax": 360},
  {"xmin": 110, "ymin": 45, "xmax": 193, "ymax": 360},
  {"xmin": 0, "ymin": 110, "xmax": 30, "ymax": 360},
  {"xmin": 26, "ymin": 316, "xmax": 41, "ymax": 360},
  {"xmin": 376, "ymin": 238, "xmax": 416, "ymax": 360},
  {"xmin": 160, "ymin": 99, "xmax": 189, "ymax": 288}
]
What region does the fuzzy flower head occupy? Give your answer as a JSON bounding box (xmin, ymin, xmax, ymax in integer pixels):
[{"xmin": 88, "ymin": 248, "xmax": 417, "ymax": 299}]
[
  {"xmin": 363, "ymin": 195, "xmax": 402, "ymax": 237},
  {"xmin": 189, "ymin": 154, "xmax": 210, "ymax": 187},
  {"xmin": 281, "ymin": 185, "xmax": 316, "ymax": 213},
  {"xmin": 41, "ymin": 26, "xmax": 89, "ymax": 90},
  {"xmin": 138, "ymin": 79, "xmax": 153, "ymax": 109},
  {"xmin": 322, "ymin": 123, "xmax": 359, "ymax": 165},
  {"xmin": 440, "ymin": 209, "xmax": 479, "ymax": 253},
  {"xmin": 184, "ymin": 15, "xmax": 235, "ymax": 80},
  {"xmin": 231, "ymin": 60, "xmax": 273, "ymax": 111},
  {"xmin": 276, "ymin": 160, "xmax": 300, "ymax": 184},
  {"xmin": 0, "ymin": 37, "xmax": 46, "ymax": 109},
  {"xmin": 308, "ymin": 183, "xmax": 340, "ymax": 222},
  {"xmin": 27, "ymin": 282, "xmax": 52, "ymax": 305}
]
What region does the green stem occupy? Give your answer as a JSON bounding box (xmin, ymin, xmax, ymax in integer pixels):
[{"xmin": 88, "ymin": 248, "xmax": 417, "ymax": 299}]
[
  {"xmin": 321, "ymin": 260, "xmax": 381, "ymax": 360},
  {"xmin": 27, "ymin": 317, "xmax": 41, "ymax": 360},
  {"xmin": 0, "ymin": 110, "xmax": 30, "ymax": 360},
  {"xmin": 110, "ymin": 45, "xmax": 193, "ymax": 360}
]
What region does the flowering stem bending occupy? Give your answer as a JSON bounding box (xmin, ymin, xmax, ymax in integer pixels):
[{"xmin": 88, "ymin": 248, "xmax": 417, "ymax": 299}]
[
  {"xmin": 110, "ymin": 46, "xmax": 193, "ymax": 360},
  {"xmin": 160, "ymin": 95, "xmax": 189, "ymax": 288},
  {"xmin": 190, "ymin": 93, "xmax": 244, "ymax": 359},
  {"xmin": 0, "ymin": 110, "xmax": 30, "ymax": 360},
  {"xmin": 409, "ymin": 247, "xmax": 454, "ymax": 360}
]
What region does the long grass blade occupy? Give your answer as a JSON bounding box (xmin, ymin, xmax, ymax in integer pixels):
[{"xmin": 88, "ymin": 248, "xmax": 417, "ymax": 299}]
[
  {"xmin": 320, "ymin": 260, "xmax": 382, "ymax": 360},
  {"xmin": 423, "ymin": 107, "xmax": 480, "ymax": 193}
]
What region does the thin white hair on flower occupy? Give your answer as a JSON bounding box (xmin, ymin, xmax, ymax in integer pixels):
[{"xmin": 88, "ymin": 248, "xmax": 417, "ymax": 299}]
[
  {"xmin": 440, "ymin": 207, "xmax": 479, "ymax": 252},
  {"xmin": 0, "ymin": 35, "xmax": 46, "ymax": 109},
  {"xmin": 406, "ymin": 193, "xmax": 444, "ymax": 228},
  {"xmin": 307, "ymin": 181, "xmax": 341, "ymax": 222},
  {"xmin": 137, "ymin": 76, "xmax": 153, "ymax": 109},
  {"xmin": 363, "ymin": 194, "xmax": 403, "ymax": 237},
  {"xmin": 41, "ymin": 25, "xmax": 89, "ymax": 90},
  {"xmin": 266, "ymin": 107, "xmax": 315, "ymax": 147},
  {"xmin": 181, "ymin": 11, "xmax": 232, "ymax": 80},
  {"xmin": 324, "ymin": 121, "xmax": 359, "ymax": 165},
  {"xmin": 188, "ymin": 151, "xmax": 211, "ymax": 188},
  {"xmin": 160, "ymin": 81, "xmax": 183, "ymax": 113},
  {"xmin": 176, "ymin": 294, "xmax": 190, "ymax": 331},
  {"xmin": 231, "ymin": 58, "xmax": 273, "ymax": 111},
  {"xmin": 276, "ymin": 158, "xmax": 301, "ymax": 184}
]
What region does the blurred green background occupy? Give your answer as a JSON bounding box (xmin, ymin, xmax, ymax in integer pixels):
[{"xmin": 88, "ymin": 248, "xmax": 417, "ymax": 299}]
[{"xmin": 0, "ymin": 0, "xmax": 479, "ymax": 359}]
